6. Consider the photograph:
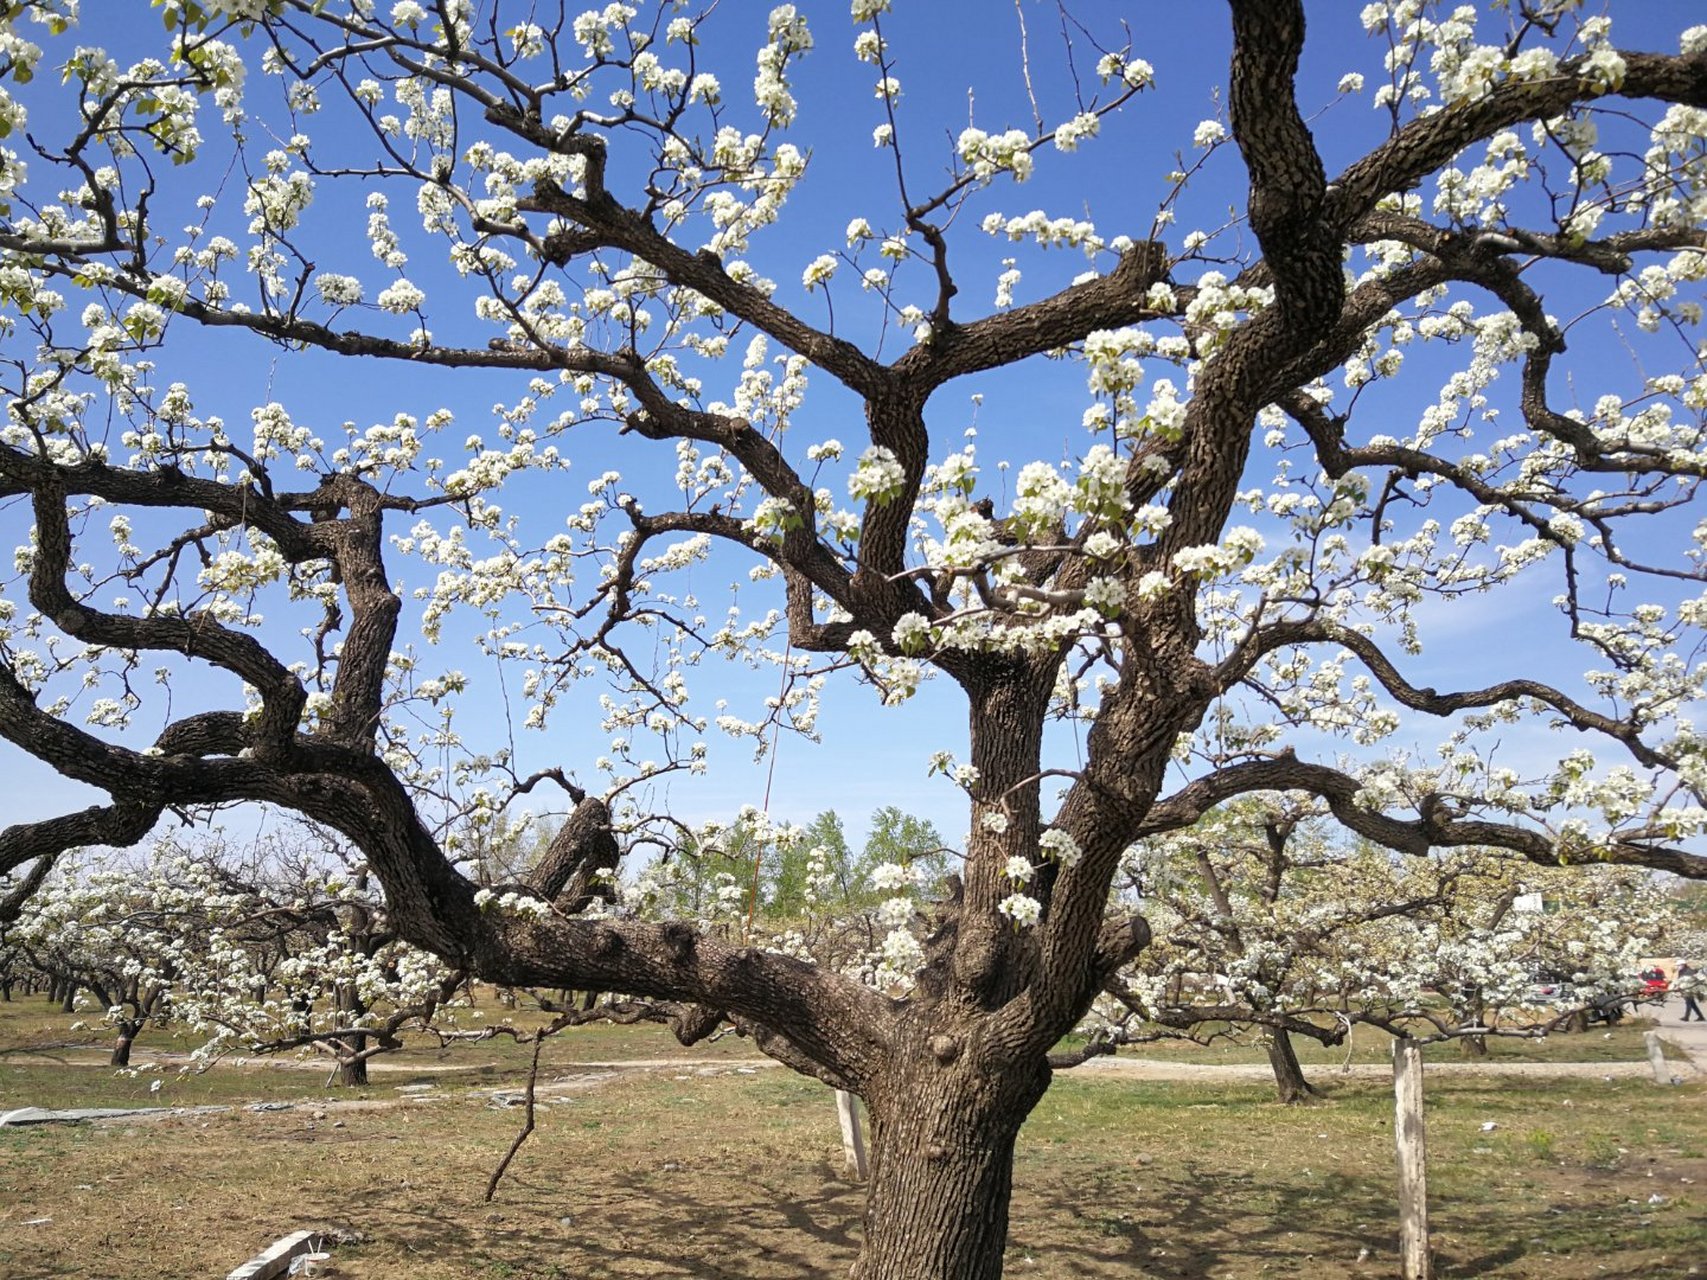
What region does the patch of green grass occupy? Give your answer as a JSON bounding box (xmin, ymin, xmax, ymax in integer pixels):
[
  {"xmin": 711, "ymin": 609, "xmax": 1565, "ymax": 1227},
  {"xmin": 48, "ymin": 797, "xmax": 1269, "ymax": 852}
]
[{"xmin": 1583, "ymin": 1133, "xmax": 1624, "ymax": 1171}]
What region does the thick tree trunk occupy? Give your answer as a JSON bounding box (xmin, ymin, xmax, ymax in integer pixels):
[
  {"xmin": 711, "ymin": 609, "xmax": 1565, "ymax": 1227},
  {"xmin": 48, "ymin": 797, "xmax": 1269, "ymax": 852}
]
[
  {"xmin": 1264, "ymin": 1029, "xmax": 1320, "ymax": 1104},
  {"xmin": 851, "ymin": 1047, "xmax": 1051, "ymax": 1280},
  {"xmin": 110, "ymin": 1032, "xmax": 134, "ymax": 1067}
]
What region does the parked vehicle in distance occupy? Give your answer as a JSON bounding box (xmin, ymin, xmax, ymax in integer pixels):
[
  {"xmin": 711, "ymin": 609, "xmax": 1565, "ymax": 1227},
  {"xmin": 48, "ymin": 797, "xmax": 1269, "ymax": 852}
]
[{"xmin": 1525, "ymin": 976, "xmax": 1573, "ymax": 1005}]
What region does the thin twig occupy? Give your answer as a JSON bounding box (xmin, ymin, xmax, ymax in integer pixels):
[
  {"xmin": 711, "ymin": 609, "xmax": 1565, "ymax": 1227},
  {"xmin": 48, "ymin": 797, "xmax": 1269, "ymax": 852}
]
[
  {"xmin": 484, "ymin": 1032, "xmax": 544, "ymax": 1202},
  {"xmin": 1015, "ymin": 0, "xmax": 1044, "ymax": 135},
  {"xmin": 744, "ymin": 635, "xmax": 793, "ymax": 941}
]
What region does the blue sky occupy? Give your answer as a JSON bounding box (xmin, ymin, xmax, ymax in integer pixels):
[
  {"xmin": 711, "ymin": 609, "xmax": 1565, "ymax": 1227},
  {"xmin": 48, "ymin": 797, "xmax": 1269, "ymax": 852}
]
[{"xmin": 3, "ymin": 1, "xmax": 1704, "ymax": 854}]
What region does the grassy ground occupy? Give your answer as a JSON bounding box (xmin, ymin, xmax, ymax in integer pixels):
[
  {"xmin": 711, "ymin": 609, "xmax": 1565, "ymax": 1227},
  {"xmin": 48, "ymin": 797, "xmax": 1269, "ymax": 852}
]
[
  {"xmin": 4, "ymin": 990, "xmax": 1684, "ymax": 1084},
  {"xmin": 1, "ymin": 1063, "xmax": 1702, "ymax": 1279},
  {"xmin": 0, "ymin": 991, "xmax": 761, "ymax": 1111},
  {"xmin": 5, "ymin": 992, "xmax": 1703, "ymax": 1277}
]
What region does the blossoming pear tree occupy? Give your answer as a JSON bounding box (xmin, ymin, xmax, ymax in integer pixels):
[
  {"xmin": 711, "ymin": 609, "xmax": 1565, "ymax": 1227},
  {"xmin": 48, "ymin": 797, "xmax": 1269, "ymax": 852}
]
[
  {"xmin": 3, "ymin": 1, "xmax": 1707, "ymax": 1274},
  {"xmin": 9, "ymin": 829, "xmax": 465, "ymax": 1081},
  {"xmin": 160, "ymin": 827, "xmax": 468, "ymax": 1087},
  {"xmin": 10, "ymin": 846, "xmax": 193, "ymax": 1066},
  {"xmin": 1101, "ymin": 795, "xmax": 1681, "ymax": 1101}
]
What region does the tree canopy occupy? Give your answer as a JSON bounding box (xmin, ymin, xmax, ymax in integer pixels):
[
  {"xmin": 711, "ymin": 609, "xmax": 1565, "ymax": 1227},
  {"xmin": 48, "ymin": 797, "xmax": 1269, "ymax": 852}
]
[{"xmin": 1, "ymin": 2, "xmax": 1706, "ymax": 1275}]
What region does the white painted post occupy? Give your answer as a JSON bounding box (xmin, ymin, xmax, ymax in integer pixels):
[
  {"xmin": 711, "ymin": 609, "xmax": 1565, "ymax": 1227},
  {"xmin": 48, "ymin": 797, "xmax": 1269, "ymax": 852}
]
[
  {"xmin": 835, "ymin": 1089, "xmax": 869, "ymax": 1181},
  {"xmin": 226, "ymin": 1231, "xmax": 319, "ymax": 1280},
  {"xmin": 1644, "ymin": 1031, "xmax": 1674, "ymax": 1085},
  {"xmin": 1393, "ymin": 1037, "xmax": 1430, "ymax": 1280}
]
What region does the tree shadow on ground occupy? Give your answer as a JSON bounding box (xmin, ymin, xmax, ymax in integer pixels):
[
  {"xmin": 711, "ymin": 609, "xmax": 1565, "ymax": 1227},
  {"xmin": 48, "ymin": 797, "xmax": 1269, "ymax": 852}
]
[
  {"xmin": 368, "ymin": 1156, "xmax": 866, "ymax": 1277},
  {"xmin": 1008, "ymin": 1160, "xmax": 1400, "ymax": 1277},
  {"xmin": 343, "ymin": 1143, "xmax": 1707, "ymax": 1278},
  {"xmin": 1011, "ymin": 1154, "xmax": 1707, "ymax": 1279}
]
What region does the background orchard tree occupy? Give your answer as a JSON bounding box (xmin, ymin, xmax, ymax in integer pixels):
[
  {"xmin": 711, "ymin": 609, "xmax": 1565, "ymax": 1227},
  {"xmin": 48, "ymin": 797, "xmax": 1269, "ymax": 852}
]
[
  {"xmin": 1662, "ymin": 881, "xmax": 1707, "ymax": 966},
  {"xmin": 162, "ymin": 826, "xmax": 468, "ymax": 1087},
  {"xmin": 11, "ymin": 828, "xmax": 465, "ymax": 1083},
  {"xmin": 1104, "ymin": 795, "xmax": 1460, "ymax": 1102},
  {"xmin": 3, "ymin": 2, "xmax": 1707, "ymax": 1276},
  {"xmin": 1348, "ymin": 854, "xmax": 1679, "ymax": 1040},
  {"xmin": 1101, "ymin": 797, "xmax": 1680, "ymax": 1101},
  {"xmin": 0, "ymin": 925, "xmax": 32, "ymax": 1002},
  {"xmin": 10, "ymin": 841, "xmax": 248, "ymax": 1066}
]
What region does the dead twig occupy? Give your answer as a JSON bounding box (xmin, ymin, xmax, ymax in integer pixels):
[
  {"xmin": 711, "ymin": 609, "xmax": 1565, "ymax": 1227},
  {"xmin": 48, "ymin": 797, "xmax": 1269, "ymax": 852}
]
[{"xmin": 484, "ymin": 1030, "xmax": 549, "ymax": 1201}]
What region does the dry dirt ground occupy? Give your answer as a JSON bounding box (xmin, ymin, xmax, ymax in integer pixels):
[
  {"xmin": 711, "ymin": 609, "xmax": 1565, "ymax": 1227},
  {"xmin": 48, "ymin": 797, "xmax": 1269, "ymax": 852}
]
[{"xmin": 3, "ymin": 1053, "xmax": 1704, "ymax": 1280}]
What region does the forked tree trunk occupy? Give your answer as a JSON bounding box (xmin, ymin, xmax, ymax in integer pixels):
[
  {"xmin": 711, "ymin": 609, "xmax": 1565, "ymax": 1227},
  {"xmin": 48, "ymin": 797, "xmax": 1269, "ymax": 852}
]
[
  {"xmin": 1264, "ymin": 1029, "xmax": 1320, "ymax": 1104},
  {"xmin": 334, "ymin": 984, "xmax": 369, "ymax": 1086},
  {"xmin": 337, "ymin": 1038, "xmax": 370, "ymax": 1087},
  {"xmin": 851, "ymin": 1048, "xmax": 1051, "ymax": 1280},
  {"xmin": 1459, "ymin": 994, "xmax": 1488, "ymax": 1056}
]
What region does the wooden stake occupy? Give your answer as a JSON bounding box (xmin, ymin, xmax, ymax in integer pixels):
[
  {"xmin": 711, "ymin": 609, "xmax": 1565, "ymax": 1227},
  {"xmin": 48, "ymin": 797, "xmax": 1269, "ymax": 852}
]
[
  {"xmin": 1644, "ymin": 1031, "xmax": 1675, "ymax": 1085},
  {"xmin": 1393, "ymin": 1037, "xmax": 1430, "ymax": 1280},
  {"xmin": 835, "ymin": 1089, "xmax": 868, "ymax": 1181}
]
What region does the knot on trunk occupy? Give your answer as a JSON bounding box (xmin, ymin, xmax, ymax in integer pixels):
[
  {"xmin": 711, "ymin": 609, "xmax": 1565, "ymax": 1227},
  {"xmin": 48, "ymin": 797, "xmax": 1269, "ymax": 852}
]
[
  {"xmin": 927, "ymin": 1034, "xmax": 961, "ymax": 1064},
  {"xmin": 669, "ymin": 1003, "xmax": 724, "ymax": 1045},
  {"xmin": 660, "ymin": 921, "xmax": 697, "ymax": 964}
]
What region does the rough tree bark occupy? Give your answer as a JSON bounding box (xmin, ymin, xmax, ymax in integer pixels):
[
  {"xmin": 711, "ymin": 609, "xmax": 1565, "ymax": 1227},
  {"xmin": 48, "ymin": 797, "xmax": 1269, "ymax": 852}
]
[
  {"xmin": 333, "ymin": 984, "xmax": 370, "ymax": 1087},
  {"xmin": 852, "ymin": 1026, "xmax": 1053, "ymax": 1280},
  {"xmin": 1264, "ymin": 1030, "xmax": 1322, "ymax": 1104}
]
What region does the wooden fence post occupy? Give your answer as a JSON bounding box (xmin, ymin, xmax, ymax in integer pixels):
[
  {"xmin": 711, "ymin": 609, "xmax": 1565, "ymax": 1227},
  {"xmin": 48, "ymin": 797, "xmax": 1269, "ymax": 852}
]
[
  {"xmin": 835, "ymin": 1089, "xmax": 869, "ymax": 1180},
  {"xmin": 1644, "ymin": 1031, "xmax": 1675, "ymax": 1085},
  {"xmin": 1393, "ymin": 1036, "xmax": 1430, "ymax": 1280}
]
